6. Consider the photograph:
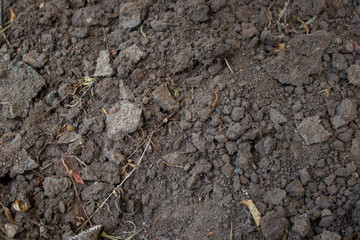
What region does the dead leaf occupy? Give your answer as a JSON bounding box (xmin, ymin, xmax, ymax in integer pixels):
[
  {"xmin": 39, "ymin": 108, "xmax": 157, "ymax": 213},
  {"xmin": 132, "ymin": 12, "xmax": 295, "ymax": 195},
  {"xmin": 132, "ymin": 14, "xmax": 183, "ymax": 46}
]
[
  {"xmin": 73, "ymin": 170, "xmax": 85, "ymax": 185},
  {"xmin": 12, "ymin": 200, "xmax": 31, "ymax": 212},
  {"xmin": 10, "ymin": 7, "xmax": 17, "ymax": 22},
  {"xmin": 296, "ymin": 17, "xmax": 309, "ymax": 34},
  {"xmin": 275, "ymin": 43, "xmax": 286, "ymax": 52},
  {"xmin": 0, "ymin": 203, "xmax": 16, "ymax": 224},
  {"xmin": 240, "ymin": 199, "xmax": 261, "ymax": 227}
]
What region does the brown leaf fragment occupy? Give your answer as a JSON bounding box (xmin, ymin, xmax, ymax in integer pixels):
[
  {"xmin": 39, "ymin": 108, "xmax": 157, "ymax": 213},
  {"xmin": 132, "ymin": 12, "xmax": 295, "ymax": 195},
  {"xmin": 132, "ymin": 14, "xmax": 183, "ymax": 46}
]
[
  {"xmin": 240, "ymin": 199, "xmax": 261, "ymax": 227},
  {"xmin": 1, "ymin": 203, "xmax": 16, "ymax": 224}
]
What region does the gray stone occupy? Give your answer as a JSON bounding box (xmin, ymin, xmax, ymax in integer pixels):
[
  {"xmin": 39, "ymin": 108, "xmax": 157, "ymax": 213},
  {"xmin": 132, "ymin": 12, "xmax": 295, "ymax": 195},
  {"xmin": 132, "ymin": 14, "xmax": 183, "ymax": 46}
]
[
  {"xmin": 150, "ymin": 20, "xmax": 168, "ymax": 32},
  {"xmin": 186, "ymin": 174, "xmax": 201, "ymax": 189},
  {"xmin": 191, "ymin": 133, "xmax": 207, "ymax": 152},
  {"xmin": 189, "ymin": 4, "xmax": 209, "ymax": 23},
  {"xmin": 230, "ymin": 106, "xmax": 245, "ymax": 122},
  {"xmin": 5, "ymin": 223, "xmax": 23, "ymax": 238},
  {"xmin": 226, "ymin": 123, "xmax": 249, "ymax": 140},
  {"xmin": 319, "ymin": 230, "xmax": 341, "ymax": 240},
  {"xmin": 94, "ymin": 50, "xmax": 114, "ymax": 77},
  {"xmin": 10, "ymin": 149, "xmax": 39, "ymax": 177},
  {"xmin": 225, "ymin": 141, "xmax": 237, "ymax": 155},
  {"xmin": 71, "ymin": 27, "xmax": 89, "ymax": 39},
  {"xmin": 190, "ymin": 159, "xmax": 212, "ymax": 175},
  {"xmin": 292, "ymin": 213, "xmax": 311, "ymax": 237},
  {"xmin": 119, "ymin": 2, "xmax": 147, "ymax": 29},
  {"xmin": 297, "ymin": 116, "xmax": 332, "ymax": 145},
  {"xmin": 235, "ymin": 142, "xmax": 254, "ymax": 171},
  {"xmin": 0, "ymin": 59, "xmax": 46, "ymax": 118},
  {"xmin": 152, "ymin": 83, "xmax": 178, "ymax": 111},
  {"xmin": 106, "ymin": 100, "xmax": 142, "ymax": 140},
  {"xmin": 331, "ymin": 99, "xmax": 357, "ymax": 129},
  {"xmin": 286, "ymin": 179, "xmax": 305, "ymax": 198},
  {"xmin": 270, "ymin": 108, "xmax": 287, "ymax": 125},
  {"xmin": 221, "ymin": 163, "xmax": 234, "ymax": 178},
  {"xmin": 22, "ymin": 50, "xmax": 48, "ymax": 68},
  {"xmin": 264, "ymin": 188, "xmax": 287, "ymax": 205},
  {"xmin": 264, "ymin": 31, "xmax": 331, "ymax": 86},
  {"xmin": 261, "ymin": 210, "xmax": 289, "ymax": 240},
  {"xmin": 121, "ymin": 44, "xmax": 147, "ymax": 64},
  {"xmin": 43, "ymin": 177, "xmax": 71, "ymax": 197},
  {"xmin": 346, "ymin": 64, "xmax": 360, "ymax": 87}
]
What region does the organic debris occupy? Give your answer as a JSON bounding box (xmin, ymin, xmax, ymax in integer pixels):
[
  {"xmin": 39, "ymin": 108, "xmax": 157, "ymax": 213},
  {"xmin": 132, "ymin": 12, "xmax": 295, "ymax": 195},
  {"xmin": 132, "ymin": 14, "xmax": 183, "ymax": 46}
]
[
  {"xmin": 240, "ymin": 199, "xmax": 261, "ymax": 227},
  {"xmin": 12, "ymin": 200, "xmax": 30, "ymax": 212}
]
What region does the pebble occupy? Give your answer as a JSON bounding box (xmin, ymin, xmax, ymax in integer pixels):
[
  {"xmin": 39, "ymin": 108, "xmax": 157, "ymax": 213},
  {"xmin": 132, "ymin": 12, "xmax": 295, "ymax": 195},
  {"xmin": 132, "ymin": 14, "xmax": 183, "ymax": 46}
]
[
  {"xmin": 319, "ymin": 230, "xmax": 341, "ymax": 240},
  {"xmin": 230, "ymin": 106, "xmax": 245, "ymax": 122},
  {"xmin": 225, "ymin": 123, "xmax": 249, "ymax": 140},
  {"xmin": 191, "ymin": 133, "xmax": 207, "ymax": 153},
  {"xmin": 106, "ymin": 100, "xmax": 142, "ymax": 140},
  {"xmin": 152, "ymin": 83, "xmax": 179, "ymax": 111},
  {"xmin": 331, "ymin": 51, "xmax": 348, "ymax": 71},
  {"xmin": 150, "ymin": 20, "xmax": 168, "ymax": 32},
  {"xmin": 292, "ymin": 213, "xmax": 311, "ymax": 237},
  {"xmin": 346, "ymin": 64, "xmax": 360, "ymax": 87},
  {"xmin": 269, "ymin": 108, "xmax": 287, "ymax": 125},
  {"xmin": 351, "ymin": 138, "xmax": 360, "ymax": 158},
  {"xmin": 5, "ymin": 223, "xmax": 23, "ymax": 238},
  {"xmin": 297, "ymin": 116, "xmax": 332, "ymax": 145},
  {"xmin": 186, "ymin": 174, "xmax": 201, "ymax": 189},
  {"xmin": 225, "ymin": 141, "xmax": 237, "ymax": 155},
  {"xmin": 80, "ymin": 182, "xmax": 109, "ymax": 201},
  {"xmin": 94, "ymin": 50, "xmax": 114, "ymax": 77},
  {"xmin": 119, "ymin": 2, "xmax": 147, "ymax": 29},
  {"xmin": 261, "ymin": 210, "xmax": 289, "ymax": 240},
  {"xmin": 221, "ymin": 163, "xmax": 234, "ymax": 178},
  {"xmin": 331, "ymin": 99, "xmax": 357, "ymax": 129},
  {"xmin": 43, "ymin": 177, "xmax": 71, "ymax": 198},
  {"xmin": 235, "ymin": 142, "xmax": 254, "ymax": 171},
  {"xmin": 10, "ymin": 149, "xmax": 39, "ymax": 177},
  {"xmin": 121, "ymin": 44, "xmax": 147, "ymax": 64},
  {"xmin": 286, "ymin": 179, "xmax": 305, "ymax": 198},
  {"xmin": 23, "ymin": 50, "xmax": 48, "ymax": 68},
  {"xmin": 299, "ymin": 169, "xmax": 311, "ymax": 184}
]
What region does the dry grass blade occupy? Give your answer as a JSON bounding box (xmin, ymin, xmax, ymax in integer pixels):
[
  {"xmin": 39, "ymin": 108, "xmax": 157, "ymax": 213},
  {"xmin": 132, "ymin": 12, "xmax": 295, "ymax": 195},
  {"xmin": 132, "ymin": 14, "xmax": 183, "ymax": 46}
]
[{"xmin": 0, "ymin": 203, "xmax": 15, "ymax": 224}]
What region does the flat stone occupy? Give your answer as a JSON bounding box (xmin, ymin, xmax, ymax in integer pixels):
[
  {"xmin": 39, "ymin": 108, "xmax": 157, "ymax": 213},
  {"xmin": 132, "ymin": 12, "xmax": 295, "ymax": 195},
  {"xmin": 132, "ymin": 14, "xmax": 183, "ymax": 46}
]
[
  {"xmin": 331, "ymin": 99, "xmax": 357, "ymax": 129},
  {"xmin": 0, "ymin": 59, "xmax": 46, "ymax": 118},
  {"xmin": 261, "ymin": 210, "xmax": 289, "ymax": 240},
  {"xmin": 119, "ymin": 2, "xmax": 147, "ymax": 29},
  {"xmin": 297, "ymin": 116, "xmax": 332, "ymax": 145},
  {"xmin": 22, "ymin": 50, "xmax": 48, "ymax": 68},
  {"xmin": 319, "ymin": 230, "xmax": 341, "ymax": 240},
  {"xmin": 150, "ymin": 20, "xmax": 168, "ymax": 32},
  {"xmin": 346, "ymin": 64, "xmax": 360, "ymax": 87},
  {"xmin": 270, "ymin": 108, "xmax": 287, "ymax": 125},
  {"xmin": 94, "ymin": 50, "xmax": 114, "ymax": 77},
  {"xmin": 152, "ymin": 83, "xmax": 178, "ymax": 111},
  {"xmin": 286, "ymin": 179, "xmax": 305, "ymax": 198},
  {"xmin": 106, "ymin": 100, "xmax": 142, "ymax": 140},
  {"xmin": 121, "ymin": 44, "xmax": 147, "ymax": 64},
  {"xmin": 81, "ymin": 182, "xmax": 110, "ymax": 201},
  {"xmin": 226, "ymin": 123, "xmax": 249, "ymax": 140},
  {"xmin": 10, "ymin": 149, "xmax": 39, "ymax": 177},
  {"xmin": 264, "ymin": 31, "xmax": 331, "ymax": 86},
  {"xmin": 43, "ymin": 177, "xmax": 71, "ymax": 198}
]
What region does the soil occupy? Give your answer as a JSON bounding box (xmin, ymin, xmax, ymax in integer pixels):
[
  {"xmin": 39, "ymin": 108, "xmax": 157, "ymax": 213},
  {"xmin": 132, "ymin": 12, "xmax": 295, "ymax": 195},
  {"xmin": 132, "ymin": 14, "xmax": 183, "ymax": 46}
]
[{"xmin": 0, "ymin": 0, "xmax": 360, "ymax": 239}]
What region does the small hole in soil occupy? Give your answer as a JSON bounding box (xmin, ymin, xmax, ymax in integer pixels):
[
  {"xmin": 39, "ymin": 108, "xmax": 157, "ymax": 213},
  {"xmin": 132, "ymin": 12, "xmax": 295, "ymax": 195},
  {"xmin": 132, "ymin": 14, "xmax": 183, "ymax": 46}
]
[{"xmin": 0, "ymin": 174, "xmax": 12, "ymax": 185}]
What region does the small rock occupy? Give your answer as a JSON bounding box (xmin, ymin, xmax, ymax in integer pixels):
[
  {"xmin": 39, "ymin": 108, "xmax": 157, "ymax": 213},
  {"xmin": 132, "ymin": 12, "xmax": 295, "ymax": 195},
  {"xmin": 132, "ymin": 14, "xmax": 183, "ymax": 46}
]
[
  {"xmin": 58, "ymin": 131, "xmax": 82, "ymax": 144},
  {"xmin": 119, "ymin": 2, "xmax": 147, "ymax": 29},
  {"xmin": 71, "ymin": 27, "xmax": 88, "ymax": 39},
  {"xmin": 319, "ymin": 230, "xmax": 341, "ymax": 240},
  {"xmin": 242, "ymin": 22, "xmax": 259, "ymax": 39},
  {"xmin": 297, "ymin": 116, "xmax": 332, "ymax": 145},
  {"xmin": 150, "ymin": 20, "xmax": 168, "ymax": 32},
  {"xmin": 152, "ymin": 83, "xmax": 178, "ymax": 111},
  {"xmin": 191, "ymin": 133, "xmax": 207, "ymax": 152},
  {"xmin": 286, "ymin": 179, "xmax": 305, "ymax": 198},
  {"xmin": 351, "ymin": 138, "xmax": 360, "ymax": 158},
  {"xmin": 235, "ymin": 142, "xmax": 254, "ymax": 170},
  {"xmin": 106, "ymin": 100, "xmax": 142, "ymax": 140},
  {"xmin": 69, "ymin": 0, "xmax": 86, "ymax": 9},
  {"xmin": 94, "ymin": 50, "xmax": 114, "ymax": 77},
  {"xmin": 5, "ymin": 223, "xmax": 23, "ymax": 238},
  {"xmin": 225, "ymin": 123, "xmax": 249, "ymax": 140},
  {"xmin": 0, "ymin": 59, "xmax": 46, "ymax": 118},
  {"xmin": 331, "ymin": 51, "xmax": 348, "ymax": 71},
  {"xmin": 292, "ymin": 213, "xmax": 311, "ymax": 237},
  {"xmin": 264, "ymin": 188, "xmax": 286, "ymax": 205},
  {"xmin": 186, "ymin": 174, "xmax": 201, "ymax": 189},
  {"xmin": 261, "ymin": 210, "xmax": 289, "ymax": 240},
  {"xmin": 23, "ymin": 50, "xmax": 47, "ymax": 68},
  {"xmin": 10, "ymin": 149, "xmax": 39, "ymax": 177},
  {"xmin": 121, "ymin": 44, "xmax": 147, "ymax": 64},
  {"xmin": 269, "ymin": 108, "xmax": 287, "ymax": 125},
  {"xmin": 221, "ymin": 163, "xmax": 234, "ymax": 178},
  {"xmin": 43, "ymin": 177, "xmax": 71, "ymax": 198},
  {"xmin": 331, "ymin": 99, "xmax": 357, "ymax": 129},
  {"xmin": 346, "ymin": 64, "xmax": 360, "ymax": 87},
  {"xmin": 230, "ymin": 106, "xmax": 245, "ymax": 122},
  {"xmin": 225, "ymin": 141, "xmax": 237, "ymax": 155},
  {"xmin": 190, "ymin": 159, "xmax": 212, "ymax": 175},
  {"xmin": 189, "ymin": 4, "xmax": 209, "ymax": 23}
]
